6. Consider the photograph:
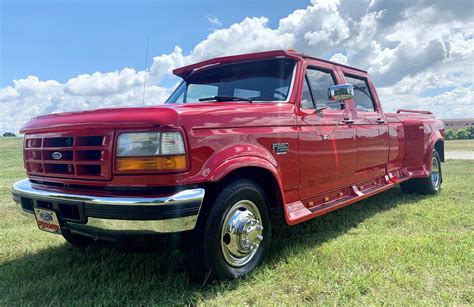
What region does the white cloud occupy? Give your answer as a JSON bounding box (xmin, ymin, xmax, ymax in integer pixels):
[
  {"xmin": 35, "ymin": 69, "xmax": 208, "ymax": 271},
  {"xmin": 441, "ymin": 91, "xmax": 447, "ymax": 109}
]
[
  {"xmin": 207, "ymin": 15, "xmax": 222, "ymax": 28},
  {"xmin": 1, "ymin": 0, "xmax": 473, "ymax": 134},
  {"xmin": 329, "ymin": 53, "xmax": 348, "ymax": 64},
  {"xmin": 380, "ymin": 85, "xmax": 474, "ymax": 119},
  {"xmin": 190, "ymin": 17, "xmax": 293, "ymax": 61},
  {"xmin": 64, "ymin": 68, "xmax": 145, "ymax": 96},
  {"xmin": 149, "ymin": 46, "xmax": 186, "ymax": 84}
]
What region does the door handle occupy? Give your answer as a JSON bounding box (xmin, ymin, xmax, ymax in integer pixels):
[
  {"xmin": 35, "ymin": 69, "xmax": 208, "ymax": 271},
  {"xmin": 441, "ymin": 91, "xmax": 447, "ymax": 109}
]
[
  {"xmin": 343, "ymin": 119, "xmax": 354, "ymax": 124},
  {"xmin": 376, "ymin": 119, "xmax": 385, "ymax": 124}
]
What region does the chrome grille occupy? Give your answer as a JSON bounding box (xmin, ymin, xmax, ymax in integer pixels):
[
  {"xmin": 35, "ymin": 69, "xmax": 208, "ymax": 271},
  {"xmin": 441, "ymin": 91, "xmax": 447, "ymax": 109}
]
[{"xmin": 24, "ymin": 130, "xmax": 113, "ymax": 180}]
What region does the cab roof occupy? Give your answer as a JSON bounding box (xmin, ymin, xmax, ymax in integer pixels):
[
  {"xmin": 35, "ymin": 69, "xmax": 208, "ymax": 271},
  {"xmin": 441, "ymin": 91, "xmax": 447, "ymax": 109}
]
[{"xmin": 172, "ymin": 49, "xmax": 367, "ymax": 78}]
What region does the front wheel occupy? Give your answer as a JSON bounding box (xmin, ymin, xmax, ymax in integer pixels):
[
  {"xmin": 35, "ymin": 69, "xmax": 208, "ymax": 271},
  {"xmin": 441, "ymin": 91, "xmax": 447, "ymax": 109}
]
[{"xmin": 186, "ymin": 179, "xmax": 271, "ymax": 280}]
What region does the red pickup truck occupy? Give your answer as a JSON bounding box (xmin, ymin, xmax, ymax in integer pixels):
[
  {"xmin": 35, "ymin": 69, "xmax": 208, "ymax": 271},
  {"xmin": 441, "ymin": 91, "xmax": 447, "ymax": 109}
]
[{"xmin": 12, "ymin": 50, "xmax": 444, "ymax": 279}]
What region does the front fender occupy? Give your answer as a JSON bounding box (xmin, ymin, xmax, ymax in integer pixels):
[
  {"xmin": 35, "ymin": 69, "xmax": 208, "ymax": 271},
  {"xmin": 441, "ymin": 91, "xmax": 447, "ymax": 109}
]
[
  {"xmin": 202, "ymin": 144, "xmax": 286, "ymax": 204},
  {"xmin": 206, "ymin": 155, "xmax": 280, "ymax": 183},
  {"xmin": 201, "ymin": 143, "xmax": 277, "ymax": 179}
]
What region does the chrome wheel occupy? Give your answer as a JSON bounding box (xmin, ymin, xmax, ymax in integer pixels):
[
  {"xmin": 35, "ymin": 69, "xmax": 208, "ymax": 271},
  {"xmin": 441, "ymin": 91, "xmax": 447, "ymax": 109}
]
[
  {"xmin": 431, "ymin": 155, "xmax": 440, "ymax": 189},
  {"xmin": 220, "ymin": 200, "xmax": 263, "ymax": 267}
]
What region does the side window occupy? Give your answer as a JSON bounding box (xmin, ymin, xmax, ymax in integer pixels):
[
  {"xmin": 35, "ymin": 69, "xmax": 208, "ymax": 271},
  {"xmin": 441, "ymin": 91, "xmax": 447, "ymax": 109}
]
[
  {"xmin": 301, "ymin": 78, "xmax": 314, "ymax": 109},
  {"xmin": 306, "ymin": 68, "xmax": 338, "ymax": 110},
  {"xmin": 344, "ymin": 75, "xmax": 376, "ymax": 112}
]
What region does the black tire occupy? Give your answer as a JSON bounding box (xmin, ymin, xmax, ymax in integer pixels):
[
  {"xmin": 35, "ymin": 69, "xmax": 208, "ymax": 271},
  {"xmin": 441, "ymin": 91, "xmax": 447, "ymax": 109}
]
[
  {"xmin": 401, "ymin": 150, "xmax": 442, "ymax": 195},
  {"xmin": 62, "ymin": 229, "xmax": 98, "ymax": 248},
  {"xmin": 186, "ymin": 178, "xmax": 271, "ymax": 280}
]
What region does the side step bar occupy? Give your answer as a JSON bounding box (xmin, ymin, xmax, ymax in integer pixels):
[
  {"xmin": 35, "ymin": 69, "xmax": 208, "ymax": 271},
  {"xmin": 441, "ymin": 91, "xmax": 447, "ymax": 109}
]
[{"xmin": 285, "ymin": 176, "xmax": 395, "ymax": 225}]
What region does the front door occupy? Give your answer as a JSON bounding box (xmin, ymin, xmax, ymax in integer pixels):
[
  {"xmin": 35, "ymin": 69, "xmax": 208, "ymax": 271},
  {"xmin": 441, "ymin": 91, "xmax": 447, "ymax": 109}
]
[{"xmin": 298, "ymin": 65, "xmax": 356, "ymax": 200}]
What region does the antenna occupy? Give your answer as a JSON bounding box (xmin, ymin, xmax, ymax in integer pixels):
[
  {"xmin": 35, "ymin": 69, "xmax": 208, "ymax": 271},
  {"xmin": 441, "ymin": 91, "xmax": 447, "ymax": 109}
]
[{"xmin": 142, "ymin": 37, "xmax": 149, "ymax": 105}]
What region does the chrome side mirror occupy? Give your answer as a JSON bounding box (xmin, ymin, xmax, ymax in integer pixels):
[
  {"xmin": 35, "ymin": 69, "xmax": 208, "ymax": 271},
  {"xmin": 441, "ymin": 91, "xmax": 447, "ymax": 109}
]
[{"xmin": 328, "ymin": 84, "xmax": 354, "ymax": 102}]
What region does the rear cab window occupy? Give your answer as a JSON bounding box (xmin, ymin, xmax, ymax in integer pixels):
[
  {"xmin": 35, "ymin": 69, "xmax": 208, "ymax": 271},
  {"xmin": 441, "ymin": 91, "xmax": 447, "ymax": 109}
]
[{"xmin": 343, "ymin": 75, "xmax": 377, "ymax": 113}]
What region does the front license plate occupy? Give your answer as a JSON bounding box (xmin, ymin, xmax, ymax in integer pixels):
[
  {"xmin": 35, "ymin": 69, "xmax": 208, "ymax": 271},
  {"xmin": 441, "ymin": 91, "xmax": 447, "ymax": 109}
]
[{"xmin": 34, "ymin": 208, "xmax": 62, "ymax": 234}]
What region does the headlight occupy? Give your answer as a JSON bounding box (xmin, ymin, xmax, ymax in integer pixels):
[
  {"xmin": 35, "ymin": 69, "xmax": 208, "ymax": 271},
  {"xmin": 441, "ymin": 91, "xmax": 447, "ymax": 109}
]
[
  {"xmin": 116, "ymin": 132, "xmax": 187, "ymax": 171},
  {"xmin": 116, "ymin": 132, "xmax": 161, "ymax": 157}
]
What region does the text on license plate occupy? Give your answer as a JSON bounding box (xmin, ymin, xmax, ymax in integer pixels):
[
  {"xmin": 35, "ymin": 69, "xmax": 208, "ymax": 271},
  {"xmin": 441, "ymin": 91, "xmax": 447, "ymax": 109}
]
[{"xmin": 34, "ymin": 208, "xmax": 62, "ymax": 234}]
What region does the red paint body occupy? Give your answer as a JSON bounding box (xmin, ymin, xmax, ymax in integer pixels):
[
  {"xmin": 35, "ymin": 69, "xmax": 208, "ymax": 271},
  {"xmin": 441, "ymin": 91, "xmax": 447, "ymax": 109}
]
[{"xmin": 20, "ymin": 50, "xmax": 444, "ymax": 226}]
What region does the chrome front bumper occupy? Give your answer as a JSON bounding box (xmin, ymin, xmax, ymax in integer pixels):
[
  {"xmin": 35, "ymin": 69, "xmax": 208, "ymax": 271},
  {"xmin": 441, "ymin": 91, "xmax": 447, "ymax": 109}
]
[{"xmin": 12, "ymin": 179, "xmax": 205, "ymax": 239}]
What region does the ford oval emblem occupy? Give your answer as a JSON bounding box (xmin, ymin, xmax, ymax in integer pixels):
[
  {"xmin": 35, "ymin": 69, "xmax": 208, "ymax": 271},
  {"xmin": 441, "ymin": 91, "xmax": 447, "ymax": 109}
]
[
  {"xmin": 52, "ymin": 152, "xmax": 62, "ymax": 160},
  {"xmin": 40, "ymin": 212, "xmax": 53, "ymax": 222}
]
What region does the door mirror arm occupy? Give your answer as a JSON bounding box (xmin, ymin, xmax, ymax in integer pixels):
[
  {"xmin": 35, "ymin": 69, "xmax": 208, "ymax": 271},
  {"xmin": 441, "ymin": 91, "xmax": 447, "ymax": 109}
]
[
  {"xmin": 301, "ymin": 106, "xmax": 327, "ymax": 119},
  {"xmin": 301, "ymin": 101, "xmax": 351, "ymax": 141},
  {"xmin": 316, "ymin": 106, "xmax": 327, "ymax": 114}
]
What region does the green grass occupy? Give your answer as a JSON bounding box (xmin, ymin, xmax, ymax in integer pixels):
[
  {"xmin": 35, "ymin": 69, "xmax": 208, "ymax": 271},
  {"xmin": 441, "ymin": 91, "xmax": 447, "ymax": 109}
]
[
  {"xmin": 0, "ymin": 137, "xmax": 473, "ymax": 305},
  {"xmin": 445, "ymin": 139, "xmax": 474, "ymax": 151}
]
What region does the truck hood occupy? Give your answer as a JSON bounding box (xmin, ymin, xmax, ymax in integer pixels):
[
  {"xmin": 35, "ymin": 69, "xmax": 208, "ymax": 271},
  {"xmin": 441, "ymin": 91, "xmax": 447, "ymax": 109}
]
[{"xmin": 21, "ymin": 105, "xmax": 182, "ymax": 134}]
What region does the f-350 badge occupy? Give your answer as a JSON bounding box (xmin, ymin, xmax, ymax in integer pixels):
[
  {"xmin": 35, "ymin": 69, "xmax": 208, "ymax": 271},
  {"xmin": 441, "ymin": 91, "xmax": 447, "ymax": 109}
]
[{"xmin": 272, "ymin": 143, "xmax": 289, "ymax": 155}]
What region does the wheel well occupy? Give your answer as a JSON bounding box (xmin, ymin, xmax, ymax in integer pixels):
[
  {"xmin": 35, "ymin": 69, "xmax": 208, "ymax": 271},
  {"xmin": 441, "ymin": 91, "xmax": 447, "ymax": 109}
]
[
  {"xmin": 208, "ymin": 167, "xmax": 283, "ymax": 209},
  {"xmin": 434, "ymin": 140, "xmax": 444, "ymax": 162}
]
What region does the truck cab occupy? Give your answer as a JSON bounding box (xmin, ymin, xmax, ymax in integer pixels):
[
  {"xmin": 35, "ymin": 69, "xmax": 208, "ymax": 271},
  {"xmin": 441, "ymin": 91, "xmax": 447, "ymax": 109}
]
[{"xmin": 12, "ymin": 50, "xmax": 444, "ymax": 279}]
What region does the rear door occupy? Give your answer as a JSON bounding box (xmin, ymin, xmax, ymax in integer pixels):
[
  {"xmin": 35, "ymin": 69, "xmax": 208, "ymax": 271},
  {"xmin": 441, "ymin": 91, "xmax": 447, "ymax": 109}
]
[{"xmin": 342, "ymin": 73, "xmax": 389, "ymax": 180}]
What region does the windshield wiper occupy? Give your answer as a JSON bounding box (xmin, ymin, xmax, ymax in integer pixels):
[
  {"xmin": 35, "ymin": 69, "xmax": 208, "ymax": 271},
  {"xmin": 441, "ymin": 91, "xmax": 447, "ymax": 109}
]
[{"xmin": 198, "ymin": 95, "xmax": 253, "ymax": 103}]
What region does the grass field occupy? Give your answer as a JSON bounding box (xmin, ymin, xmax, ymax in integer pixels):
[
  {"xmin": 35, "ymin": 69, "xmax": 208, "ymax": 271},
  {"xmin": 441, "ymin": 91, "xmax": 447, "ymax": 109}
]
[
  {"xmin": 0, "ymin": 137, "xmax": 473, "ymax": 305},
  {"xmin": 445, "ymin": 139, "xmax": 474, "ymax": 151}
]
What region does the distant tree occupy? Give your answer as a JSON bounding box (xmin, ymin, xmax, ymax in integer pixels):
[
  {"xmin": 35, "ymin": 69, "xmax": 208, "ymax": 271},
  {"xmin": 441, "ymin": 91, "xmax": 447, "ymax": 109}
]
[
  {"xmin": 2, "ymin": 132, "xmax": 16, "ymax": 137},
  {"xmin": 467, "ymin": 126, "xmax": 474, "ymax": 139},
  {"xmin": 445, "ymin": 130, "xmax": 456, "ymax": 140},
  {"xmin": 456, "ymin": 129, "xmax": 470, "ymax": 140},
  {"xmin": 445, "ymin": 127, "xmax": 474, "ymax": 140}
]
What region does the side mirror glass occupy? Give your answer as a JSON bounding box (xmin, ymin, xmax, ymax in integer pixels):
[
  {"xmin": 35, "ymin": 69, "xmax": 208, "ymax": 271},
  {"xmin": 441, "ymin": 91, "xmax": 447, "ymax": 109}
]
[{"xmin": 328, "ymin": 84, "xmax": 354, "ymax": 102}]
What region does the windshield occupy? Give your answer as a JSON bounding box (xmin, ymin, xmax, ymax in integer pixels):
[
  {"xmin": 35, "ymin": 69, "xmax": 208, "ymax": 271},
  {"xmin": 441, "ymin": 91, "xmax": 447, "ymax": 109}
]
[{"xmin": 166, "ymin": 58, "xmax": 296, "ymax": 103}]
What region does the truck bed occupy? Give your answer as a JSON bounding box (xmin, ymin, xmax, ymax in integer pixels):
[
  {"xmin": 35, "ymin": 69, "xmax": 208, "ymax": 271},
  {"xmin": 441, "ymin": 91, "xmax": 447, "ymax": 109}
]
[{"xmin": 385, "ymin": 109, "xmax": 435, "ymax": 123}]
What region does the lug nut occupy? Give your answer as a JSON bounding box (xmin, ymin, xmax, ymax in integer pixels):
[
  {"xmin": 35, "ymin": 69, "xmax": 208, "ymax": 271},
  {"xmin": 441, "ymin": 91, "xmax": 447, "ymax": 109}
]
[
  {"xmin": 256, "ymin": 225, "xmax": 263, "ymax": 231},
  {"xmin": 256, "ymin": 235, "xmax": 263, "ymax": 241}
]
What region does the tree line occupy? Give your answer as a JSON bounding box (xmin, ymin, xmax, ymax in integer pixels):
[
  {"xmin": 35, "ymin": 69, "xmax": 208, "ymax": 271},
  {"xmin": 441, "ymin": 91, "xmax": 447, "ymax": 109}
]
[{"xmin": 445, "ymin": 126, "xmax": 474, "ymax": 140}]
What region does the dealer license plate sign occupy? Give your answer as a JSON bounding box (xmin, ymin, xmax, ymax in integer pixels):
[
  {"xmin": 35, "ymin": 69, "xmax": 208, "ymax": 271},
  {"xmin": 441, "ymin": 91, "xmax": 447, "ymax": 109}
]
[{"xmin": 34, "ymin": 208, "xmax": 62, "ymax": 234}]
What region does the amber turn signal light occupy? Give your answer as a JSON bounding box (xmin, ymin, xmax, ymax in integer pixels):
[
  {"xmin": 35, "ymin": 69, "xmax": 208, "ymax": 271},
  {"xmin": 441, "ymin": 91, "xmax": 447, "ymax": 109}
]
[{"xmin": 116, "ymin": 155, "xmax": 187, "ymax": 171}]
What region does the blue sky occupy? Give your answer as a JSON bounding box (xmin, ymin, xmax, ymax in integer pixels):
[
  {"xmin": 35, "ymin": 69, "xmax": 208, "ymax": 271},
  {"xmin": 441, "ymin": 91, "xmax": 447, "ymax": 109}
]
[{"xmin": 1, "ymin": 0, "xmax": 309, "ymax": 86}]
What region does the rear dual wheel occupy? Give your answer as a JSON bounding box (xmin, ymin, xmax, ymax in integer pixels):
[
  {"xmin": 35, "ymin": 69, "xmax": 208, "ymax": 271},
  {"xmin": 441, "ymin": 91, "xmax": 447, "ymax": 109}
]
[
  {"xmin": 187, "ymin": 179, "xmax": 271, "ymax": 280},
  {"xmin": 401, "ymin": 150, "xmax": 442, "ymax": 194}
]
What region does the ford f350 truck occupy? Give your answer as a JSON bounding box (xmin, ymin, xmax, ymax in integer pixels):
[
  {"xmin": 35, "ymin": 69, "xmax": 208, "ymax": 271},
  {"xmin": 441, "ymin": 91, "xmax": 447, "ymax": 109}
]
[{"xmin": 12, "ymin": 50, "xmax": 444, "ymax": 279}]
